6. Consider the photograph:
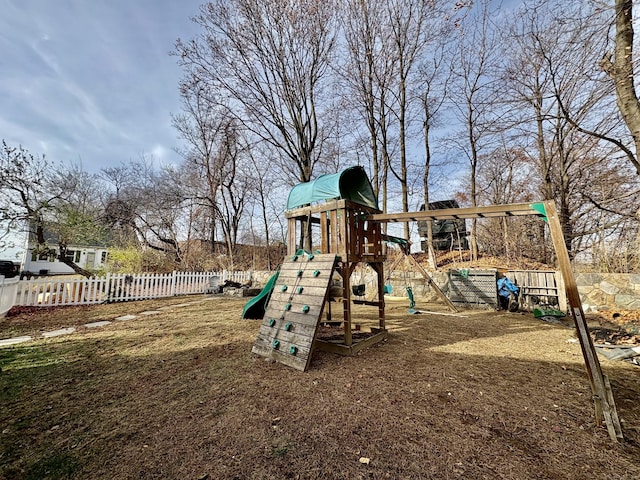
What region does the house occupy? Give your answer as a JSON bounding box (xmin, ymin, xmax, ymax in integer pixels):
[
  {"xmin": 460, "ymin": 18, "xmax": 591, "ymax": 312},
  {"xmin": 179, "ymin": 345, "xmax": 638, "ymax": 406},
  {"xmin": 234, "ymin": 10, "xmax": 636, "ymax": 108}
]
[
  {"xmin": 0, "ymin": 220, "xmax": 28, "ymax": 268},
  {"xmin": 21, "ymin": 223, "xmax": 111, "ymax": 276},
  {"xmin": 23, "ymin": 244, "xmax": 110, "ymax": 276}
]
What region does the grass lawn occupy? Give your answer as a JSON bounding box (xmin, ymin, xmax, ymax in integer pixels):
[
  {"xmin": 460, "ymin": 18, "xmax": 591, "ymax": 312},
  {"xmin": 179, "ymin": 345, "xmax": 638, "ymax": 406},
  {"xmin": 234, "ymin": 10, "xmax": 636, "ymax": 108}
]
[{"xmin": 1, "ymin": 296, "xmax": 639, "ymax": 479}]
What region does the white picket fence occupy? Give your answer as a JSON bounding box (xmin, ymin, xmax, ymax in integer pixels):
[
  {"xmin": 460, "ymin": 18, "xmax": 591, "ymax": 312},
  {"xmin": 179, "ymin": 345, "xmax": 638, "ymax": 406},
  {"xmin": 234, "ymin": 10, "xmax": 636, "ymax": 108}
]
[
  {"xmin": 0, "ymin": 277, "xmax": 20, "ymax": 317},
  {"xmin": 12, "ymin": 271, "xmax": 252, "ymax": 307}
]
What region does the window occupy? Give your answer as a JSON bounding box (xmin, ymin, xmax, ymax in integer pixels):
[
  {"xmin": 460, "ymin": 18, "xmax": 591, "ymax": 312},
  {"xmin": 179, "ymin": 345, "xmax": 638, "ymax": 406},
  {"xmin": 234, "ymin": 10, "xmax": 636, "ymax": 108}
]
[
  {"xmin": 101, "ymin": 251, "xmax": 108, "ymax": 263},
  {"xmin": 64, "ymin": 250, "xmax": 81, "ymax": 262}
]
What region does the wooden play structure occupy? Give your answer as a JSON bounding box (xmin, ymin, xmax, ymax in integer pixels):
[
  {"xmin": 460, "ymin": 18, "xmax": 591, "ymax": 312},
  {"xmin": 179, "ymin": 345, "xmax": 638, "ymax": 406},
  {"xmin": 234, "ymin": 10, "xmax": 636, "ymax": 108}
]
[
  {"xmin": 251, "ymin": 167, "xmax": 623, "ymax": 441},
  {"xmin": 252, "ymin": 196, "xmax": 390, "ymax": 367}
]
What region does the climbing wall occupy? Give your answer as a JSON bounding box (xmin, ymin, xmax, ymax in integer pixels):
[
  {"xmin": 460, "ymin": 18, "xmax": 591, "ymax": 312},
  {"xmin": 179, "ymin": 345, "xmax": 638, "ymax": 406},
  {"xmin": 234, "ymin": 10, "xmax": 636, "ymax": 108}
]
[{"xmin": 252, "ymin": 253, "xmax": 338, "ymax": 371}]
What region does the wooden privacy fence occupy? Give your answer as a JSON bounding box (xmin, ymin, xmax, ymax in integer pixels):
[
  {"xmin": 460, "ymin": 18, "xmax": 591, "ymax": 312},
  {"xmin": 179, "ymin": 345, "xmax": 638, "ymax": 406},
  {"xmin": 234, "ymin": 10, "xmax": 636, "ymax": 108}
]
[
  {"xmin": 506, "ymin": 269, "xmax": 567, "ymax": 313},
  {"xmin": 13, "ymin": 271, "xmax": 252, "ymax": 307}
]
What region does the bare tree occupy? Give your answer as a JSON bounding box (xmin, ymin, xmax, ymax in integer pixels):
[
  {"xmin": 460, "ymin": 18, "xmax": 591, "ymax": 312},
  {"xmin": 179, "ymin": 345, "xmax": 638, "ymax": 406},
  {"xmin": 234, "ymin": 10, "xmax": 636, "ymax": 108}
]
[
  {"xmin": 172, "ymin": 80, "xmax": 235, "ymax": 251},
  {"xmin": 52, "ymin": 165, "xmax": 109, "ymax": 275},
  {"xmin": 100, "ymin": 165, "xmax": 140, "ymax": 247},
  {"xmin": 247, "ymin": 143, "xmax": 286, "ymax": 270},
  {"xmin": 102, "ymin": 157, "xmax": 186, "ymax": 264},
  {"xmin": 383, "ymin": 0, "xmax": 435, "ymax": 240},
  {"xmin": 215, "ymin": 122, "xmax": 252, "ymax": 267},
  {"xmin": 419, "ymin": 36, "xmax": 453, "ymax": 267},
  {"xmin": 601, "ymin": 0, "xmax": 640, "ymax": 175},
  {"xmin": 475, "ymin": 144, "xmax": 539, "ymax": 260},
  {"xmin": 0, "ymin": 141, "xmax": 99, "ymax": 277},
  {"xmin": 449, "ymin": 0, "xmax": 501, "ymax": 260},
  {"xmin": 342, "ymin": 0, "xmax": 455, "ymax": 239},
  {"xmin": 174, "ymin": 0, "xmax": 338, "ymax": 184},
  {"xmin": 342, "ymin": 0, "xmax": 388, "ymax": 200},
  {"xmin": 500, "ymin": 1, "xmax": 638, "ymax": 259}
]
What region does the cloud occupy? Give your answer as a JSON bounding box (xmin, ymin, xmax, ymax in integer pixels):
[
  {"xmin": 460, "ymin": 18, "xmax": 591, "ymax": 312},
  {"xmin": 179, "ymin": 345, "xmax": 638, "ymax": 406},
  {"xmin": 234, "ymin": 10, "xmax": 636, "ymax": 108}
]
[{"xmin": 0, "ymin": 0, "xmax": 202, "ymax": 173}]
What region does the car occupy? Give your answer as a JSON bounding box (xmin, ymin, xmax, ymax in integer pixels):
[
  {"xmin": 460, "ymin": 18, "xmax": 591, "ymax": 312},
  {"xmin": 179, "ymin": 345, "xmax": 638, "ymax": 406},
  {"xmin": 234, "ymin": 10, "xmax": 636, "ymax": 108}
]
[{"xmin": 0, "ymin": 260, "xmax": 20, "ymax": 278}]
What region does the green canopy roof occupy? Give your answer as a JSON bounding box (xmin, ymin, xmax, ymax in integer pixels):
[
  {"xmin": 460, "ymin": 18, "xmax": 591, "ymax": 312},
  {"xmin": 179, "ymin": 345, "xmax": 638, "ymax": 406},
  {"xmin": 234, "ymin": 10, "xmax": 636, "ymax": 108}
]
[{"xmin": 286, "ymin": 166, "xmax": 378, "ymax": 211}]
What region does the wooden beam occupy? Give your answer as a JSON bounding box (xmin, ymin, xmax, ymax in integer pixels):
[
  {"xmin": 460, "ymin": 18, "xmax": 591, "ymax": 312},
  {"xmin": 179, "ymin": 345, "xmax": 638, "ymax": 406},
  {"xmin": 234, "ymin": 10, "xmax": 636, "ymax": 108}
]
[
  {"xmin": 544, "ymin": 200, "xmax": 623, "ymax": 442},
  {"xmin": 370, "ymin": 261, "xmax": 386, "ymax": 329},
  {"xmin": 368, "ymin": 202, "xmax": 544, "ymax": 223},
  {"xmin": 315, "ymin": 330, "xmax": 388, "ymax": 356},
  {"xmin": 287, "ymin": 218, "xmax": 297, "ymax": 255},
  {"xmin": 286, "ymin": 199, "xmax": 382, "ymax": 219},
  {"xmin": 285, "ymin": 199, "xmax": 347, "ymax": 218},
  {"xmin": 320, "ymin": 211, "xmax": 328, "ymax": 252},
  {"xmin": 403, "ymin": 253, "xmax": 458, "ymax": 312}
]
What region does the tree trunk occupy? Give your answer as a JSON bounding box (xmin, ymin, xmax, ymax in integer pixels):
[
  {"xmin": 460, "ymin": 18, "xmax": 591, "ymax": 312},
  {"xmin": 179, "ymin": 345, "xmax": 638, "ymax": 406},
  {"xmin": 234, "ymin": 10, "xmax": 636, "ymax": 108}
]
[
  {"xmin": 58, "ymin": 243, "xmax": 95, "ymax": 279},
  {"xmin": 604, "ymin": 0, "xmax": 640, "ymax": 175},
  {"xmin": 399, "ymin": 75, "xmax": 410, "ymax": 242},
  {"xmin": 423, "ymin": 118, "xmax": 436, "ymax": 269}
]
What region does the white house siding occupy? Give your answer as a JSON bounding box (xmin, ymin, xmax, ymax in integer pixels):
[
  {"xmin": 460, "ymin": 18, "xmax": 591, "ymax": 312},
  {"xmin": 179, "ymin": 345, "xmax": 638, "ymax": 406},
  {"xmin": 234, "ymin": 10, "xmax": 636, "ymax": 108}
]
[
  {"xmin": 0, "ymin": 220, "xmax": 28, "ymax": 266},
  {"xmin": 22, "ymin": 247, "xmax": 109, "ymax": 275}
]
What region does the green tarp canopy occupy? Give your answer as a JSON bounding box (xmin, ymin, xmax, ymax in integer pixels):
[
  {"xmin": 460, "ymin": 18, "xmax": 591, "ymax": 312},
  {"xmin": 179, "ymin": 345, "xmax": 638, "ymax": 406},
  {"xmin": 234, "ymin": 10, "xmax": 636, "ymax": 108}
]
[{"xmin": 286, "ymin": 166, "xmax": 378, "ymax": 211}]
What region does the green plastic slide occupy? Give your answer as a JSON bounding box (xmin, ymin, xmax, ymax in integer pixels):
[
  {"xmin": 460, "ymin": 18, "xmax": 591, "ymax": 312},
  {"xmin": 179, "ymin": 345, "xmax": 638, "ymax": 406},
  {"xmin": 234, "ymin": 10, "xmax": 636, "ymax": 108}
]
[{"xmin": 241, "ymin": 271, "xmax": 280, "ymax": 320}]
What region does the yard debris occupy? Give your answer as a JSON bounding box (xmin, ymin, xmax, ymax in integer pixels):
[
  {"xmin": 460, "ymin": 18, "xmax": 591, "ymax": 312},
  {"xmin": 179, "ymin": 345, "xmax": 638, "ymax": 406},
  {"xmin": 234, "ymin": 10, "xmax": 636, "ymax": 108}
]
[
  {"xmin": 590, "ymin": 326, "xmax": 640, "ymax": 346},
  {"xmin": 358, "ymin": 457, "xmax": 370, "ymax": 465},
  {"xmin": 595, "ymin": 345, "xmax": 640, "ymax": 362}
]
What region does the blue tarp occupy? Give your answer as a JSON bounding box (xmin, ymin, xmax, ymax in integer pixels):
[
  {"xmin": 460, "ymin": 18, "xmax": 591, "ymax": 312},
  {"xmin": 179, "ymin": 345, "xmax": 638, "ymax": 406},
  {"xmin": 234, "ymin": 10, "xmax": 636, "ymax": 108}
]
[
  {"xmin": 497, "ymin": 277, "xmax": 520, "ymax": 298},
  {"xmin": 286, "ymin": 166, "xmax": 378, "ymax": 211}
]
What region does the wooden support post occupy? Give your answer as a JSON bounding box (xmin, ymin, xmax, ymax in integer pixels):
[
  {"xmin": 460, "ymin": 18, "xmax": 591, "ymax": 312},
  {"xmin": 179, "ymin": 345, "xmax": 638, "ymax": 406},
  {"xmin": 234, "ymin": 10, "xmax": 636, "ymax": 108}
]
[
  {"xmin": 404, "ymin": 253, "xmax": 458, "ymax": 312},
  {"xmin": 340, "ymin": 262, "xmax": 353, "ymax": 346},
  {"xmin": 371, "ymin": 262, "xmax": 385, "ymax": 329},
  {"xmin": 321, "ymin": 211, "xmax": 329, "ymax": 253},
  {"xmin": 544, "ymin": 200, "xmax": 623, "ymax": 442},
  {"xmin": 287, "ymin": 217, "xmax": 297, "ymax": 255},
  {"xmin": 385, "ymin": 254, "xmax": 405, "ymax": 282},
  {"xmin": 338, "ymin": 208, "xmax": 347, "ymax": 258},
  {"xmin": 330, "ymin": 210, "xmax": 338, "ymax": 256}
]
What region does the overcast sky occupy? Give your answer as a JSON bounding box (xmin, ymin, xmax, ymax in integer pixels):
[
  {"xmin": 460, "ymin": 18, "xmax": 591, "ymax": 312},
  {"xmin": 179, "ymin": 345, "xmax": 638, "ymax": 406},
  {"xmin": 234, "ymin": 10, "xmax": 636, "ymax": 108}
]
[{"xmin": 0, "ymin": 0, "xmax": 203, "ymax": 173}]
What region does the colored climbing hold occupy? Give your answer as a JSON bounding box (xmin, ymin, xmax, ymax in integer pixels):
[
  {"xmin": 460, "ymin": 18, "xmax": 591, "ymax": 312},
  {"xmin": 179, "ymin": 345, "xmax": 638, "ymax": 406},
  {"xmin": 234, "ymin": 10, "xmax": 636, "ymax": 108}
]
[
  {"xmin": 289, "ymin": 345, "xmax": 298, "ymax": 355},
  {"xmin": 281, "ymin": 285, "xmax": 288, "ymax": 292},
  {"xmin": 269, "ymin": 318, "xmax": 276, "ymax": 327},
  {"xmin": 297, "ymin": 286, "xmax": 304, "ymax": 294},
  {"xmin": 272, "ymin": 339, "xmax": 280, "ymax": 349},
  {"xmin": 292, "ymin": 255, "xmax": 298, "ymax": 261},
  {"xmin": 302, "ymin": 305, "xmax": 310, "ymax": 313},
  {"xmin": 297, "ymin": 270, "xmax": 303, "ymax": 277},
  {"xmin": 313, "ymin": 270, "xmax": 320, "ymax": 277},
  {"xmin": 284, "ymin": 322, "xmax": 292, "ymax": 331},
  {"xmin": 308, "ymin": 254, "xmax": 314, "ymax": 261},
  {"xmin": 285, "ymin": 303, "xmax": 292, "ymax": 311}
]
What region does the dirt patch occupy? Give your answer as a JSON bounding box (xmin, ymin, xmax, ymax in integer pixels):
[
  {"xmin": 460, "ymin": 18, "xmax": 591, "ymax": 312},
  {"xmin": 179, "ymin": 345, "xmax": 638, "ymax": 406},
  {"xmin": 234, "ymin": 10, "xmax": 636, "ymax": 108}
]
[{"xmin": 1, "ymin": 298, "xmax": 639, "ymax": 479}]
